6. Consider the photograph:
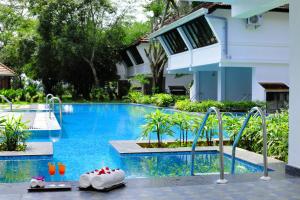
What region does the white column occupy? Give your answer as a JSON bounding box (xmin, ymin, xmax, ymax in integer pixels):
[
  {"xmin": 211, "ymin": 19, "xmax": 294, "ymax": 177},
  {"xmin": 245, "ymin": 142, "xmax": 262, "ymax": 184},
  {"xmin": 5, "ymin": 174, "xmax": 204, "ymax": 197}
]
[
  {"xmin": 288, "ymin": 0, "xmax": 300, "ymax": 169},
  {"xmin": 217, "ymin": 68, "xmax": 225, "ymax": 101},
  {"xmin": 190, "ymin": 72, "xmax": 200, "ymax": 102}
]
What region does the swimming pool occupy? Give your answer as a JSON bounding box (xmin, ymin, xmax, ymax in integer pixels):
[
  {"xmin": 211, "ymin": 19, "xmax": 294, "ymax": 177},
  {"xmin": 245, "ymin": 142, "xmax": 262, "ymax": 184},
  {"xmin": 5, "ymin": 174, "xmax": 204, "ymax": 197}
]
[{"xmin": 0, "ymin": 104, "xmax": 263, "ymax": 183}]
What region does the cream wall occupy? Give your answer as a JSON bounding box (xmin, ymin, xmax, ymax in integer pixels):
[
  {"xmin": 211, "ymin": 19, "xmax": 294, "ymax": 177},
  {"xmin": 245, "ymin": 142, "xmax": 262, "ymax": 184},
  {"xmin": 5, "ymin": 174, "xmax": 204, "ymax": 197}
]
[
  {"xmin": 288, "ymin": 0, "xmax": 300, "ymax": 169},
  {"xmin": 252, "ymin": 65, "xmax": 289, "ymax": 101}
]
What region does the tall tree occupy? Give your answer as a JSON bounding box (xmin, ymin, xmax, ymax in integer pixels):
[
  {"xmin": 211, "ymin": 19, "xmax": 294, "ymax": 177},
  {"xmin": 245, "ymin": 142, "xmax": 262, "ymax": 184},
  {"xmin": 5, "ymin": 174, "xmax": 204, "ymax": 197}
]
[
  {"xmin": 0, "ymin": 1, "xmax": 38, "ymax": 87},
  {"xmin": 144, "ymin": 42, "xmax": 167, "ymax": 93},
  {"xmin": 29, "ymin": 0, "xmax": 127, "ymax": 96},
  {"xmin": 143, "ymin": 0, "xmax": 192, "ymax": 93}
]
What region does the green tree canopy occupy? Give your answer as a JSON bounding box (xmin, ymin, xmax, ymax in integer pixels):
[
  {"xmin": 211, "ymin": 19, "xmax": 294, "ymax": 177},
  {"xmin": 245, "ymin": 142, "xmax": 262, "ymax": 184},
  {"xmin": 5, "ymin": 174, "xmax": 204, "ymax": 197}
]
[
  {"xmin": 28, "ymin": 0, "xmax": 130, "ymax": 97},
  {"xmin": 0, "ymin": 1, "xmax": 39, "ymax": 87}
]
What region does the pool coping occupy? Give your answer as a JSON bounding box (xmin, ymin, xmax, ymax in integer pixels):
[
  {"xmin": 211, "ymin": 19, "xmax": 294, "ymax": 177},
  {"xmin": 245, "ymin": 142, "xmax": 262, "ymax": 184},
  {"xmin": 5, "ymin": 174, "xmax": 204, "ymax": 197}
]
[
  {"xmin": 0, "ymin": 142, "xmax": 53, "ymax": 157},
  {"xmin": 110, "ymin": 140, "xmax": 284, "ymax": 172}
]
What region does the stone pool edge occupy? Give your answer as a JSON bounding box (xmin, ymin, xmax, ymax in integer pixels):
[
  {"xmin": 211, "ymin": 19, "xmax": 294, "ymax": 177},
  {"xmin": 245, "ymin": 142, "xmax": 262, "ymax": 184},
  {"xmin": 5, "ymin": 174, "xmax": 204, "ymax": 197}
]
[
  {"xmin": 0, "ymin": 142, "xmax": 53, "ymax": 157},
  {"xmin": 109, "ymin": 140, "xmax": 284, "ymax": 171}
]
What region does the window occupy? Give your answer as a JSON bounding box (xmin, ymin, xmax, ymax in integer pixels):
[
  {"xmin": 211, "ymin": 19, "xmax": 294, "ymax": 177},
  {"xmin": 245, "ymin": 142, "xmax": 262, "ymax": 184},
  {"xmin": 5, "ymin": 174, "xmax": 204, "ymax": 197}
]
[
  {"xmin": 161, "ymin": 29, "xmax": 188, "ymax": 55},
  {"xmin": 266, "ymin": 91, "xmax": 289, "ymax": 113},
  {"xmin": 121, "ymin": 52, "xmax": 133, "ymax": 67},
  {"xmin": 128, "ymin": 46, "xmax": 144, "ymax": 65},
  {"xmin": 259, "ymin": 83, "xmax": 289, "ymax": 113},
  {"xmin": 182, "ymin": 16, "xmax": 218, "ymax": 49}
]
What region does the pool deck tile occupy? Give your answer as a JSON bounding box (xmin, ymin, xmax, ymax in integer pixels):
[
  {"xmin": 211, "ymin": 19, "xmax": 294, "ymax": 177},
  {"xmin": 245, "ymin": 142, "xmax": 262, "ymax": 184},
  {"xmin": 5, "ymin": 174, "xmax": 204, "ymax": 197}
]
[
  {"xmin": 0, "ymin": 142, "xmax": 53, "ymax": 156},
  {"xmin": 1, "ymin": 175, "xmax": 300, "ymax": 200},
  {"xmin": 31, "ymin": 112, "xmax": 61, "ymax": 131},
  {"xmin": 0, "ymin": 111, "xmax": 60, "ymax": 131}
]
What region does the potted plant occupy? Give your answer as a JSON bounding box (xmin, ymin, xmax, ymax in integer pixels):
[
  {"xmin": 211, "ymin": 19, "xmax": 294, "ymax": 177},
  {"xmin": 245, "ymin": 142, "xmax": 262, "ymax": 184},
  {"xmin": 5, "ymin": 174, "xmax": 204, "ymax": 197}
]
[
  {"xmin": 141, "ymin": 110, "xmax": 173, "ymax": 147},
  {"xmin": 0, "ymin": 116, "xmax": 30, "ymax": 151}
]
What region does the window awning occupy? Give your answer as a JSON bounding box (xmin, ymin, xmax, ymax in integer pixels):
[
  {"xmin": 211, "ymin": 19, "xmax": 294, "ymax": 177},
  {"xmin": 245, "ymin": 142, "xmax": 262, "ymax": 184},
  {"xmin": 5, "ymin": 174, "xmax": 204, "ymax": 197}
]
[
  {"xmin": 259, "ymin": 82, "xmax": 289, "ymax": 91},
  {"xmin": 149, "ymin": 8, "xmax": 208, "ymax": 39}
]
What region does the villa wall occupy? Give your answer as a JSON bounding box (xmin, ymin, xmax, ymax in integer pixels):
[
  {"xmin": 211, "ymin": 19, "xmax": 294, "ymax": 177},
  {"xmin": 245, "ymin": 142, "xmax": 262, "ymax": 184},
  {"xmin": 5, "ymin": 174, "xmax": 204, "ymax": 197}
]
[
  {"xmin": 251, "ymin": 65, "xmax": 289, "ymax": 101},
  {"xmin": 167, "ymin": 9, "xmax": 289, "ymax": 103},
  {"xmin": 165, "ymin": 74, "xmax": 193, "ymax": 93},
  {"xmin": 211, "ymin": 9, "xmax": 289, "ymax": 64},
  {"xmin": 165, "ymin": 9, "xmax": 289, "ymax": 72},
  {"xmin": 191, "ymin": 67, "xmax": 252, "ymax": 102},
  {"xmin": 289, "ymin": 0, "xmax": 300, "ymax": 170},
  {"xmin": 199, "ymin": 71, "xmax": 218, "ymax": 101},
  {"xmin": 224, "ymin": 67, "xmax": 252, "ymax": 101},
  {"xmin": 125, "ymin": 43, "xmax": 152, "ymax": 77}
]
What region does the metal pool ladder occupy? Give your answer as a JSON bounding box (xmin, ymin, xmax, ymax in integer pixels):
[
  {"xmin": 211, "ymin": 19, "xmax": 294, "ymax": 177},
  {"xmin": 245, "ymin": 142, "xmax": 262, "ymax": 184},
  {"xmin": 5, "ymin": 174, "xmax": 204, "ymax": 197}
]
[
  {"xmin": 46, "ymin": 94, "xmax": 54, "ymax": 108},
  {"xmin": 231, "ymin": 107, "xmax": 271, "ymax": 181},
  {"xmin": 0, "ymin": 95, "xmax": 12, "ymax": 111},
  {"xmin": 190, "ymin": 107, "xmax": 228, "ymax": 184},
  {"xmin": 49, "ymin": 96, "xmax": 63, "ymax": 126}
]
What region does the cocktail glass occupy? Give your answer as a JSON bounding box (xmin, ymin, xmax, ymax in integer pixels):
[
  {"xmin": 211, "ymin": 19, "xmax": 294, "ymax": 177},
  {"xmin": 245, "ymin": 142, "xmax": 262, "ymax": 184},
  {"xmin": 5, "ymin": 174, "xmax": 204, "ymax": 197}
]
[
  {"xmin": 48, "ymin": 162, "xmax": 56, "ymax": 187},
  {"xmin": 58, "ymin": 163, "xmax": 66, "ymax": 187}
]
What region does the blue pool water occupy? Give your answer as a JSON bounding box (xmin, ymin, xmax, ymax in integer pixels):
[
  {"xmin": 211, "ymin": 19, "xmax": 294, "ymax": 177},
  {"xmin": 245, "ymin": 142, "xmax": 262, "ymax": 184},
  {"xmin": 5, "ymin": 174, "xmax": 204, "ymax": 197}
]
[{"xmin": 0, "ymin": 104, "xmax": 264, "ymax": 183}]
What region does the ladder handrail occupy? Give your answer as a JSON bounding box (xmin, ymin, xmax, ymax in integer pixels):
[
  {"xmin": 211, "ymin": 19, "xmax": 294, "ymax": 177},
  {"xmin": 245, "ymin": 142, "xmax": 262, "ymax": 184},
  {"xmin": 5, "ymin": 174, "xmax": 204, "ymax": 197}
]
[
  {"xmin": 49, "ymin": 97, "xmax": 62, "ymax": 126},
  {"xmin": 46, "ymin": 94, "xmax": 54, "ymax": 108},
  {"xmin": 0, "ymin": 95, "xmax": 12, "ymax": 111},
  {"xmin": 231, "ymin": 107, "xmax": 270, "ymax": 181},
  {"xmin": 191, "ymin": 107, "xmax": 228, "ymax": 184}
]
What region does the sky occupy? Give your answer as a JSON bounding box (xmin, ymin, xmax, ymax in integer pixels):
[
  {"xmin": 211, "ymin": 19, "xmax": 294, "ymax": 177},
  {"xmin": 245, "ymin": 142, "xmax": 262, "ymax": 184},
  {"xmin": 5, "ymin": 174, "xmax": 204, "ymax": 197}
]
[
  {"xmin": 112, "ymin": 0, "xmax": 149, "ymax": 22},
  {"xmin": 0, "ymin": 0, "xmax": 150, "ymax": 22}
]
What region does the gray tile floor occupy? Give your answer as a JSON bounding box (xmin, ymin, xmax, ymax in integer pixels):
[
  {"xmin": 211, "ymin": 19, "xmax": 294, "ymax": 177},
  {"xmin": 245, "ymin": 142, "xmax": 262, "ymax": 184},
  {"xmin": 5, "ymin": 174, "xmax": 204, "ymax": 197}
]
[{"xmin": 1, "ymin": 175, "xmax": 300, "ymax": 200}]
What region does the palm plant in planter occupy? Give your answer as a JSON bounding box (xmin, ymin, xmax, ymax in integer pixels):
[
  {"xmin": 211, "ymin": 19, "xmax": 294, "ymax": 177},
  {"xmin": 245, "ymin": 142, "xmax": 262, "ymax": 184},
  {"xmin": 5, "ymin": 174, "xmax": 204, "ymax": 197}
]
[
  {"xmin": 171, "ymin": 112, "xmax": 191, "ymax": 146},
  {"xmin": 141, "ymin": 110, "xmax": 173, "ymax": 147},
  {"xmin": 0, "ymin": 116, "xmax": 30, "ymax": 151}
]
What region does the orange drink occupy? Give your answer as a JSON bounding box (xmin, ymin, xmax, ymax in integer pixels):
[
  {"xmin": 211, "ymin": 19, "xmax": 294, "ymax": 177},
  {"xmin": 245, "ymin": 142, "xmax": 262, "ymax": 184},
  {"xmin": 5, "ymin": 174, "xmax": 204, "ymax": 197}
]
[
  {"xmin": 58, "ymin": 163, "xmax": 66, "ymax": 175},
  {"xmin": 48, "ymin": 163, "xmax": 56, "ymax": 176}
]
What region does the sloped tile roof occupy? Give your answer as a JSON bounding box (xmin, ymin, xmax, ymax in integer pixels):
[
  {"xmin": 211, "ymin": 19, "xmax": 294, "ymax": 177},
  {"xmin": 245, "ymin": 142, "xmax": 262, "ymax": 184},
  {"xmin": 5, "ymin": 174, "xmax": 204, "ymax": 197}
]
[{"xmin": 0, "ymin": 62, "xmax": 15, "ymax": 76}]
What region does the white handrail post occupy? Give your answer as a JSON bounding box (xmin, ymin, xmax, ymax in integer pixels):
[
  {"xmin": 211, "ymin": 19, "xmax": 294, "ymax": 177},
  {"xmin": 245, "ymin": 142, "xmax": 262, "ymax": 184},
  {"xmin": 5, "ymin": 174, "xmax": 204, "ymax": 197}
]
[
  {"xmin": 46, "ymin": 94, "xmax": 54, "ymax": 108},
  {"xmin": 49, "ymin": 97, "xmax": 63, "ymax": 127}
]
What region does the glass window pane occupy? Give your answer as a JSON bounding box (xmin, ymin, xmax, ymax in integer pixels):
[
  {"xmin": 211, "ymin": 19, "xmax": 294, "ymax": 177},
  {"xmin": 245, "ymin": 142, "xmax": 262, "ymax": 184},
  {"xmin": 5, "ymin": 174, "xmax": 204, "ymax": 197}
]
[
  {"xmin": 161, "ymin": 29, "xmax": 188, "ymax": 55},
  {"xmin": 128, "ymin": 46, "xmax": 144, "ymax": 65},
  {"xmin": 121, "ymin": 52, "xmax": 133, "ymax": 67},
  {"xmin": 181, "ymin": 15, "xmax": 218, "ymax": 49},
  {"xmin": 183, "ymin": 26, "xmax": 197, "ymax": 49}
]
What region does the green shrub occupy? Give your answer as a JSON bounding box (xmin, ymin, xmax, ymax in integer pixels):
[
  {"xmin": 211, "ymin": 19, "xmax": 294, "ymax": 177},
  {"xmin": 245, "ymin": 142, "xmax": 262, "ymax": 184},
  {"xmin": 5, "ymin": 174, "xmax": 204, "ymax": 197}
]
[
  {"xmin": 175, "ymin": 100, "xmax": 265, "ymax": 113},
  {"xmin": 151, "ymin": 93, "xmax": 174, "ymax": 107},
  {"xmin": 224, "ymin": 110, "xmax": 288, "ymax": 162},
  {"xmin": 196, "ymin": 100, "xmax": 224, "ymax": 112},
  {"xmin": 127, "ymin": 91, "xmax": 144, "ymax": 103},
  {"xmin": 175, "ymin": 99, "xmax": 195, "ymax": 112},
  {"xmin": 89, "ymin": 88, "xmax": 109, "ymax": 101},
  {"xmin": 137, "ymin": 95, "xmax": 152, "ymax": 104},
  {"xmin": 172, "ymin": 95, "xmax": 189, "ymax": 102},
  {"xmin": 0, "ymin": 86, "xmax": 45, "ymax": 103},
  {"xmin": 174, "ymin": 100, "xmax": 223, "ymax": 112},
  {"xmin": 0, "ymin": 116, "xmax": 30, "ymax": 151},
  {"xmin": 223, "ymin": 101, "xmax": 265, "ymax": 112}
]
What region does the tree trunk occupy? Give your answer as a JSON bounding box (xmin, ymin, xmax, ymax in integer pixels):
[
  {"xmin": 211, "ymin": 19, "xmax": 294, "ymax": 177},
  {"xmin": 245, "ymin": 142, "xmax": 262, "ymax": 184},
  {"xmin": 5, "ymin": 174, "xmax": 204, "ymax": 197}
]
[
  {"xmin": 89, "ymin": 62, "xmax": 99, "ymax": 87},
  {"xmin": 156, "ymin": 125, "xmax": 161, "ymax": 147},
  {"xmin": 83, "ymin": 48, "xmax": 99, "ymax": 88},
  {"xmin": 83, "ymin": 55, "xmax": 99, "ymax": 87}
]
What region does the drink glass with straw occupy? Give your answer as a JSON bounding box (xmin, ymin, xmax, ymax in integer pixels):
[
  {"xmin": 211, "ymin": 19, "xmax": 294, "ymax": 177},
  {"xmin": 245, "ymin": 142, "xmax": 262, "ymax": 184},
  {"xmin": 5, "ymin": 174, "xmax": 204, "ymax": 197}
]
[
  {"xmin": 58, "ymin": 162, "xmax": 66, "ymax": 187},
  {"xmin": 48, "ymin": 162, "xmax": 56, "ymax": 187}
]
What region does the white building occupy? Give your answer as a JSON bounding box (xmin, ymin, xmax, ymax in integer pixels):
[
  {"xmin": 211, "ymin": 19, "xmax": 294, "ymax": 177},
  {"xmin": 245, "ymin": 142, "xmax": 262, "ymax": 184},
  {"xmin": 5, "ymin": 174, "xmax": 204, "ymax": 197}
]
[
  {"xmin": 149, "ymin": 3, "xmax": 289, "ymax": 111},
  {"xmin": 116, "ymin": 38, "xmax": 193, "ymax": 94},
  {"xmin": 168, "ymin": 0, "xmax": 300, "ymax": 181}
]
